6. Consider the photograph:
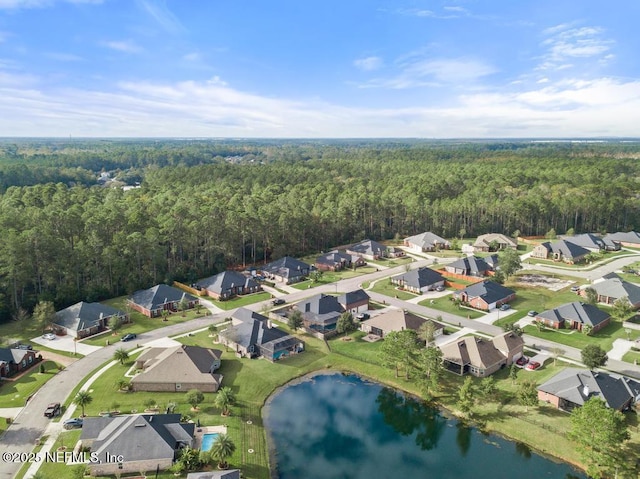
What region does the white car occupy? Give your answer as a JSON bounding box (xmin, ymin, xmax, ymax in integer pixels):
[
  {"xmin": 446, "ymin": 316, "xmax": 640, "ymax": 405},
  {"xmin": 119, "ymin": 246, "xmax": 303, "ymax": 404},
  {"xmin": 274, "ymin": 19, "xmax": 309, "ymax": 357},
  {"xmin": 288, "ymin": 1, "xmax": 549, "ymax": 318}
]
[{"xmin": 42, "ymin": 333, "xmax": 56, "ymax": 340}]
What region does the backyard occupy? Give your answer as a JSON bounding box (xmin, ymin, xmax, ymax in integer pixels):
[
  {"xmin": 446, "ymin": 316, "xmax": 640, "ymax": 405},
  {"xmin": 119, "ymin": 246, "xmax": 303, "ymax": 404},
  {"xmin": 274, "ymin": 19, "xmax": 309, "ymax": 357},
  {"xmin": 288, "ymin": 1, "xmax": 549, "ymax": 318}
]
[{"xmin": 417, "ymin": 296, "xmax": 485, "ymax": 319}]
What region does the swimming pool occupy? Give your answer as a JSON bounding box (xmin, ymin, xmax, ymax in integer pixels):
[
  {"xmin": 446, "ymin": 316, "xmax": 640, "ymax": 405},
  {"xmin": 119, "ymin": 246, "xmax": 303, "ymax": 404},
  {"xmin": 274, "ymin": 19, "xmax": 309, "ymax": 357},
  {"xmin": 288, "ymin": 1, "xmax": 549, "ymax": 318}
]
[{"xmin": 200, "ymin": 432, "xmax": 220, "ymax": 451}]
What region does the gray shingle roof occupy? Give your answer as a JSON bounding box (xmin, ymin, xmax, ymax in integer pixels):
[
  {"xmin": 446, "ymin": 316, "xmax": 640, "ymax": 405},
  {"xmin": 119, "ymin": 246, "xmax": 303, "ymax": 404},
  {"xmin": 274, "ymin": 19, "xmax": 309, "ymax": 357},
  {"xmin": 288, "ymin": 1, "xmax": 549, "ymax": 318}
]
[
  {"xmin": 590, "ymin": 277, "xmax": 640, "ymax": 306},
  {"xmin": 537, "ymin": 302, "xmax": 610, "ymax": 328},
  {"xmin": 195, "ymin": 270, "xmax": 258, "ymax": 295},
  {"xmin": 262, "ymin": 256, "xmax": 311, "ymax": 280},
  {"xmin": 604, "ymin": 231, "xmax": 640, "ymax": 245},
  {"xmin": 315, "ymin": 250, "xmax": 354, "ymax": 266},
  {"xmin": 348, "ymin": 239, "xmax": 386, "ymax": 257},
  {"xmin": 187, "ymin": 471, "xmax": 241, "ymax": 479},
  {"xmin": 130, "ymin": 284, "xmax": 197, "ymax": 311},
  {"xmin": 562, "ymin": 233, "xmax": 605, "ymax": 251},
  {"xmin": 222, "ymin": 308, "xmax": 292, "ymax": 351},
  {"xmin": 391, "ymin": 267, "xmax": 444, "ymax": 289},
  {"xmin": 548, "ymin": 240, "xmax": 590, "ymax": 260},
  {"xmin": 447, "ymin": 256, "xmax": 492, "ymax": 275},
  {"xmin": 296, "ymin": 293, "xmax": 344, "ymax": 326},
  {"xmin": 537, "ymin": 368, "xmax": 640, "ymax": 410},
  {"xmin": 0, "ymin": 348, "xmax": 33, "ymax": 365},
  {"xmin": 337, "ymin": 288, "xmax": 370, "ymax": 307},
  {"xmin": 54, "ymin": 301, "xmax": 124, "ymax": 332},
  {"xmin": 456, "ymin": 280, "xmax": 515, "ymax": 305},
  {"xmin": 404, "ymin": 232, "xmax": 451, "ymax": 249}
]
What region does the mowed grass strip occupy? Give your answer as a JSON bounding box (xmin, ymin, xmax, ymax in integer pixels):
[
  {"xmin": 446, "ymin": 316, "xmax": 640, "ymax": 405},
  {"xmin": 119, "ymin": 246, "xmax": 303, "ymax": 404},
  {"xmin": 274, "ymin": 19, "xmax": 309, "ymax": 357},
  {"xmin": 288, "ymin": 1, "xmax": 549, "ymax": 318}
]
[{"xmin": 0, "ymin": 360, "xmax": 60, "ymax": 408}]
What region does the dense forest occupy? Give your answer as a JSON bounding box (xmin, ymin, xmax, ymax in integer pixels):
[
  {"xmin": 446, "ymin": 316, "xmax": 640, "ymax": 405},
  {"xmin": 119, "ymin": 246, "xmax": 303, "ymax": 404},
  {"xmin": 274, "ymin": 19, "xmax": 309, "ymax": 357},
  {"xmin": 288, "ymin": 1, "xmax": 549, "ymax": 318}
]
[{"xmin": 0, "ymin": 138, "xmax": 639, "ymax": 322}]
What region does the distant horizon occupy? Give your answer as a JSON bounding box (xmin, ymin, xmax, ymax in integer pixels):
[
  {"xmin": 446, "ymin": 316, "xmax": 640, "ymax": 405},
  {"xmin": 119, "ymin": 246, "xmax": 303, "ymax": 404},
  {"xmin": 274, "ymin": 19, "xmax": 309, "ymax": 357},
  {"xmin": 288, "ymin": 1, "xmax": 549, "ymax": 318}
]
[{"xmin": 1, "ymin": 0, "xmax": 639, "ymax": 137}]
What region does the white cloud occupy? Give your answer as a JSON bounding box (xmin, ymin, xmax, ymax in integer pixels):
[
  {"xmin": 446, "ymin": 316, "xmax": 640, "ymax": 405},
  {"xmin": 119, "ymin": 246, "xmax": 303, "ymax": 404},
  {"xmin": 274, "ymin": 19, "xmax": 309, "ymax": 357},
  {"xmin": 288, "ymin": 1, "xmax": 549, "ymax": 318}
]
[
  {"xmin": 101, "ymin": 40, "xmax": 143, "ymax": 54},
  {"xmin": 538, "ymin": 24, "xmax": 614, "ymax": 71},
  {"xmin": 134, "ymin": 0, "xmax": 184, "ymax": 34},
  {"xmin": 354, "ymin": 56, "xmax": 383, "ymax": 71}
]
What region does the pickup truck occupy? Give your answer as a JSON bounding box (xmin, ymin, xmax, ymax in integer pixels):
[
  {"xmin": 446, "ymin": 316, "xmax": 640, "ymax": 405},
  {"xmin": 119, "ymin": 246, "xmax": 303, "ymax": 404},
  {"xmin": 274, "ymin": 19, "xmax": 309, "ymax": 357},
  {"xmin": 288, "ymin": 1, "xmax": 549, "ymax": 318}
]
[{"xmin": 44, "ymin": 402, "xmax": 61, "ymax": 418}]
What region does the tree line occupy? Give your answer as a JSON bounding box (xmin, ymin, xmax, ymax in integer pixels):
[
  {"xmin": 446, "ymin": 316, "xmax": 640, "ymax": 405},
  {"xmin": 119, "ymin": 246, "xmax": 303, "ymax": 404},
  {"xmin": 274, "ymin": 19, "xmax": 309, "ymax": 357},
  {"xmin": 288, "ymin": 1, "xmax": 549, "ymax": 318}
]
[{"xmin": 1, "ymin": 140, "xmax": 640, "ymax": 321}]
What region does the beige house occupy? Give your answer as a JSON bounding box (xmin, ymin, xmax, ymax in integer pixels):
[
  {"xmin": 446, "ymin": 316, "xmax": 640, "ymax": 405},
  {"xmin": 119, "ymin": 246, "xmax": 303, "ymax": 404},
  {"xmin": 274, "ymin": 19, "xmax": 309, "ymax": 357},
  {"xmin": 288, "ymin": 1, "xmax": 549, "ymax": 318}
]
[
  {"xmin": 473, "ymin": 233, "xmax": 517, "ymax": 252},
  {"xmin": 439, "ymin": 332, "xmax": 524, "ymax": 377},
  {"xmin": 360, "ymin": 309, "xmax": 444, "ymax": 338},
  {"xmin": 131, "ymin": 345, "xmax": 223, "ymax": 393}
]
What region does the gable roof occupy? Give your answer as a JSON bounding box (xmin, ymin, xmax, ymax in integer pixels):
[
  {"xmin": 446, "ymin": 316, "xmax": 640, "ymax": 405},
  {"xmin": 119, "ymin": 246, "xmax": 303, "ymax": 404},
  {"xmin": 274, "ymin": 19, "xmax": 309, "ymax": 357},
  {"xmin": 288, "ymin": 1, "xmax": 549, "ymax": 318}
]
[
  {"xmin": 296, "ymin": 293, "xmax": 344, "ymax": 326},
  {"xmin": 130, "ymin": 284, "xmax": 198, "ymax": 311},
  {"xmin": 491, "ymin": 331, "xmax": 525, "ymax": 356},
  {"xmin": 131, "ymin": 345, "xmax": 223, "ymax": 387},
  {"xmin": 347, "ymin": 239, "xmax": 387, "ymax": 257},
  {"xmin": 473, "ymin": 233, "xmax": 517, "ymax": 249},
  {"xmin": 81, "ymin": 413, "xmax": 194, "ymax": 462},
  {"xmin": 262, "ymin": 256, "xmax": 311, "ymax": 279},
  {"xmin": 315, "ymin": 250, "xmax": 354, "ymax": 266},
  {"xmin": 221, "ymin": 308, "xmax": 292, "ymax": 350},
  {"xmin": 0, "ymin": 348, "xmax": 34, "ymax": 365},
  {"xmin": 337, "ymin": 288, "xmax": 370, "ymax": 307},
  {"xmin": 391, "ymin": 267, "xmax": 444, "ymax": 289},
  {"xmin": 547, "ymin": 240, "xmax": 590, "ymax": 260},
  {"xmin": 590, "ymin": 277, "xmax": 640, "ymax": 305},
  {"xmin": 195, "ymin": 271, "xmax": 258, "ymax": 294},
  {"xmin": 404, "ymin": 232, "xmax": 451, "ymax": 249},
  {"xmin": 563, "ymin": 233, "xmax": 605, "ymax": 251},
  {"xmin": 439, "ymin": 336, "xmax": 506, "ymax": 369},
  {"xmin": 361, "ymin": 309, "xmax": 443, "ymax": 334},
  {"xmin": 537, "ymin": 368, "xmax": 640, "ymax": 410},
  {"xmin": 537, "ymin": 302, "xmax": 610, "ymax": 328},
  {"xmin": 604, "ymin": 231, "xmax": 640, "ymax": 245},
  {"xmin": 54, "ymin": 301, "xmax": 125, "ymax": 332},
  {"xmin": 457, "ymin": 280, "xmax": 515, "ymax": 304},
  {"xmin": 447, "ymin": 256, "xmax": 492, "ymax": 275}
]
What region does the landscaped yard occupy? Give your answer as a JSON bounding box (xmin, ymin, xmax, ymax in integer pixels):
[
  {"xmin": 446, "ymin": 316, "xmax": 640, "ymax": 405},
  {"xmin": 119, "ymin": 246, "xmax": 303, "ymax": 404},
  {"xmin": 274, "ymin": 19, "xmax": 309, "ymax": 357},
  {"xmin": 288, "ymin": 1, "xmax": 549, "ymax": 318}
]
[
  {"xmin": 366, "ymin": 256, "xmax": 414, "ymax": 268},
  {"xmin": 369, "ymin": 278, "xmax": 419, "ymax": 301},
  {"xmin": 80, "ymin": 296, "xmax": 210, "ymax": 347},
  {"xmin": 622, "ymin": 348, "xmax": 640, "ymax": 365},
  {"xmin": 210, "ymin": 291, "xmax": 272, "ymax": 310},
  {"xmin": 0, "ymin": 361, "xmax": 60, "ymax": 408},
  {"xmin": 291, "ymin": 266, "xmax": 378, "ymax": 291},
  {"xmin": 417, "ymin": 296, "xmax": 485, "ymax": 319},
  {"xmin": 524, "ymin": 320, "xmax": 640, "ymax": 351}
]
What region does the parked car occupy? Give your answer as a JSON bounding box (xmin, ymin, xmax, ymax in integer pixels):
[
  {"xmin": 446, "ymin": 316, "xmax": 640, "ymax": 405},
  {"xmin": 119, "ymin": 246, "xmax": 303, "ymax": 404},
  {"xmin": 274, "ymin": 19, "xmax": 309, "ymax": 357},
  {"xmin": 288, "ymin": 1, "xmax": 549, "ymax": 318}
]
[
  {"xmin": 435, "ymin": 285, "xmax": 445, "ymax": 292},
  {"xmin": 516, "ymin": 356, "xmax": 529, "ymax": 366},
  {"xmin": 570, "ymin": 285, "xmax": 580, "ymax": 292},
  {"xmin": 272, "ymin": 298, "xmax": 286, "ymax": 306},
  {"xmin": 499, "ymin": 304, "xmax": 511, "ymax": 311},
  {"xmin": 356, "ymin": 312, "xmax": 370, "ymax": 320},
  {"xmin": 121, "ymin": 333, "xmax": 137, "ymax": 342},
  {"xmin": 526, "ymin": 361, "xmax": 541, "ymax": 371},
  {"xmin": 42, "ymin": 333, "xmax": 56, "ymax": 340},
  {"xmin": 44, "ymin": 402, "xmax": 61, "ymax": 418},
  {"xmin": 63, "ymin": 417, "xmax": 83, "ymax": 429},
  {"xmin": 15, "ymin": 343, "xmax": 33, "ymax": 350},
  {"xmin": 527, "ymin": 311, "xmax": 537, "ymax": 317}
]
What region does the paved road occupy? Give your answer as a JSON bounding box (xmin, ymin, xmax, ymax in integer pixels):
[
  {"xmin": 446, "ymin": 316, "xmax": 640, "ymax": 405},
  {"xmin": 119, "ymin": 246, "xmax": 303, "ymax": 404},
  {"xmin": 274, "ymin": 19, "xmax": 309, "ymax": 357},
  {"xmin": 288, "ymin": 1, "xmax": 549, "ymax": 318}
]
[{"xmin": 2, "ymin": 251, "xmax": 640, "ymax": 479}]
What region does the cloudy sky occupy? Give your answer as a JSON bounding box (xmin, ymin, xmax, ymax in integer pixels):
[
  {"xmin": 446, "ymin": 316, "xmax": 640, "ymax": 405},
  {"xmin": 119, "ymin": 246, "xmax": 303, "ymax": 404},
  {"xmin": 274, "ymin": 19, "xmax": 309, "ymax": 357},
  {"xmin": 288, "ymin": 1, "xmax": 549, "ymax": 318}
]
[{"xmin": 1, "ymin": 0, "xmax": 639, "ymax": 137}]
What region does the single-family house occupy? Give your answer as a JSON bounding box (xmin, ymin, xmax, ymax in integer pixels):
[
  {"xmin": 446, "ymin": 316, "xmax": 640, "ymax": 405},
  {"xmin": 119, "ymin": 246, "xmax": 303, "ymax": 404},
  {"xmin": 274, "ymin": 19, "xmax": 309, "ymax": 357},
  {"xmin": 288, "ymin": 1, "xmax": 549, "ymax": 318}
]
[
  {"xmin": 439, "ymin": 331, "xmax": 524, "ymax": 377},
  {"xmin": 444, "ymin": 256, "xmax": 492, "ymax": 277},
  {"xmin": 453, "ymin": 280, "xmax": 516, "ymax": 311},
  {"xmin": 603, "ymin": 231, "xmax": 640, "ymax": 248},
  {"xmin": 337, "ymin": 289, "xmax": 370, "ymax": 313},
  {"xmin": 346, "ymin": 239, "xmax": 404, "ymax": 261},
  {"xmin": 80, "ymin": 413, "xmax": 194, "ymax": 476},
  {"xmin": 294, "ymin": 293, "xmax": 344, "ymax": 335},
  {"xmin": 585, "ymin": 275, "xmax": 640, "ymax": 308},
  {"xmin": 0, "ymin": 348, "xmax": 41, "ymax": 378},
  {"xmin": 218, "ymin": 308, "xmax": 304, "ymax": 361},
  {"xmin": 561, "ymin": 233, "xmax": 608, "ymax": 252},
  {"xmin": 129, "ymin": 284, "xmax": 199, "ymax": 318},
  {"xmin": 261, "ymin": 256, "xmax": 311, "ymax": 284},
  {"xmin": 315, "ymin": 250, "xmax": 365, "ymax": 272},
  {"xmin": 535, "ymin": 302, "xmax": 610, "ymax": 333},
  {"xmin": 390, "ymin": 267, "xmax": 445, "ymax": 294},
  {"xmin": 52, "ymin": 301, "xmax": 127, "ymax": 339},
  {"xmin": 537, "ymin": 368, "xmax": 640, "ymax": 412},
  {"xmin": 473, "ymin": 233, "xmax": 517, "ymax": 252},
  {"xmin": 360, "ymin": 309, "xmax": 444, "ymax": 339},
  {"xmin": 195, "ymin": 270, "xmax": 261, "ymax": 300},
  {"xmin": 130, "ymin": 345, "xmax": 223, "ymax": 393},
  {"xmin": 530, "ymin": 240, "xmax": 590, "ymax": 264},
  {"xmin": 403, "ymin": 232, "xmax": 451, "ymax": 252}
]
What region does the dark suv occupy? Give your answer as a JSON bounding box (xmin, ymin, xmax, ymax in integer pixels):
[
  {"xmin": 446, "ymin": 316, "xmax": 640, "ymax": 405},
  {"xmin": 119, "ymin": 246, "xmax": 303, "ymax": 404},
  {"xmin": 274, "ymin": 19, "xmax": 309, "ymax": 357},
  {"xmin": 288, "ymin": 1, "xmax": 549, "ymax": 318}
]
[{"xmin": 44, "ymin": 402, "xmax": 61, "ymax": 418}]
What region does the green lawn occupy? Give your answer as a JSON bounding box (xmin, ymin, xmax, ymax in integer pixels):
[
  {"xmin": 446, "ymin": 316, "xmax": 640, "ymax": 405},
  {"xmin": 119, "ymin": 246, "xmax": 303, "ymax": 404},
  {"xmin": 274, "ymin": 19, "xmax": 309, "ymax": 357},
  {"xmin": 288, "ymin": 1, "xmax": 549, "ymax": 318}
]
[
  {"xmin": 524, "ymin": 249, "xmax": 637, "ymax": 269},
  {"xmin": 80, "ymin": 296, "xmax": 210, "ymax": 347},
  {"xmin": 369, "ymin": 278, "xmax": 419, "ymax": 301},
  {"xmin": 0, "ymin": 361, "xmax": 60, "ymax": 408},
  {"xmin": 291, "ymin": 266, "xmax": 378, "ymax": 291},
  {"xmin": 524, "ymin": 320, "xmax": 640, "ymax": 351},
  {"xmin": 622, "ymin": 349, "xmax": 640, "ymax": 365},
  {"xmin": 210, "ymin": 292, "xmax": 272, "ymax": 310},
  {"xmin": 417, "ymin": 296, "xmax": 485, "ymax": 319},
  {"xmin": 366, "ymin": 256, "xmax": 414, "ymax": 268}
]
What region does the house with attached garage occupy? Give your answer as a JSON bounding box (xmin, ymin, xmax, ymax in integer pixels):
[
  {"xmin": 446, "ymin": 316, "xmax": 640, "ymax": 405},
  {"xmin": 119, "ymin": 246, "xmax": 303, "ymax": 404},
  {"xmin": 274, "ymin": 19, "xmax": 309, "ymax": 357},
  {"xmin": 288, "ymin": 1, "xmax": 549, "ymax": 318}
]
[
  {"xmin": 128, "ymin": 284, "xmax": 199, "ymax": 318},
  {"xmin": 346, "ymin": 239, "xmax": 404, "ymax": 261},
  {"xmin": 444, "ymin": 256, "xmax": 493, "ymax": 277},
  {"xmin": 0, "ymin": 348, "xmax": 41, "ymax": 378},
  {"xmin": 530, "ymin": 239, "xmax": 590, "ymax": 264},
  {"xmin": 80, "ymin": 413, "xmax": 194, "ymax": 476},
  {"xmin": 218, "ymin": 308, "xmax": 304, "ymax": 361},
  {"xmin": 337, "ymin": 289, "xmax": 370, "ymax": 314},
  {"xmin": 130, "ymin": 345, "xmax": 223, "ymax": 393},
  {"xmin": 260, "ymin": 256, "xmax": 311, "ymax": 284},
  {"xmin": 52, "ymin": 301, "xmax": 127, "ymax": 339},
  {"xmin": 537, "ymin": 368, "xmax": 640, "ymax": 412},
  {"xmin": 560, "ymin": 233, "xmax": 618, "ymax": 252},
  {"xmin": 453, "ymin": 280, "xmax": 516, "ymax": 311},
  {"xmin": 473, "ymin": 233, "xmax": 517, "ymax": 252},
  {"xmin": 293, "ymin": 293, "xmax": 345, "ymax": 336},
  {"xmin": 315, "ymin": 250, "xmax": 365, "ymax": 272},
  {"xmin": 439, "ymin": 331, "xmax": 524, "ymax": 377},
  {"xmin": 534, "ymin": 301, "xmax": 610, "ymax": 333},
  {"xmin": 360, "ymin": 309, "xmax": 444, "ymax": 339},
  {"xmin": 586, "ymin": 273, "xmax": 640, "ymax": 308},
  {"xmin": 603, "ymin": 231, "xmax": 640, "ymax": 248},
  {"xmin": 403, "ymin": 232, "xmax": 451, "ymax": 252},
  {"xmin": 195, "ymin": 270, "xmax": 261, "ymax": 300},
  {"xmin": 390, "ymin": 267, "xmax": 445, "ymax": 294}
]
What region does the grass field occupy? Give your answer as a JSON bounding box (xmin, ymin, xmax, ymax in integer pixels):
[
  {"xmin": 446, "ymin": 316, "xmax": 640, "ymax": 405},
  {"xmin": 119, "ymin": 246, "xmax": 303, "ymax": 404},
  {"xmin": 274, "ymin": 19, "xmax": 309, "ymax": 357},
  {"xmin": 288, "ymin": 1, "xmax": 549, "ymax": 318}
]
[
  {"xmin": 417, "ymin": 296, "xmax": 485, "ymax": 319},
  {"xmin": 524, "ymin": 320, "xmax": 640, "ymax": 351},
  {"xmin": 0, "ymin": 360, "xmax": 60, "ymax": 408},
  {"xmin": 369, "ymin": 278, "xmax": 419, "ymax": 301},
  {"xmin": 210, "ymin": 292, "xmax": 272, "ymax": 310},
  {"xmin": 291, "ymin": 266, "xmax": 377, "ymax": 291}
]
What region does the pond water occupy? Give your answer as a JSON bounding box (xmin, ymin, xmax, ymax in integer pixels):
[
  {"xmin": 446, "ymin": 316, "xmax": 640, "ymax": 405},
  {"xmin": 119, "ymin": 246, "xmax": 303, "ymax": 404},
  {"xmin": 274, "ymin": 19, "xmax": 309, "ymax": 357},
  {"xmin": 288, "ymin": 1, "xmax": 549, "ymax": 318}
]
[{"xmin": 264, "ymin": 373, "xmax": 587, "ymax": 479}]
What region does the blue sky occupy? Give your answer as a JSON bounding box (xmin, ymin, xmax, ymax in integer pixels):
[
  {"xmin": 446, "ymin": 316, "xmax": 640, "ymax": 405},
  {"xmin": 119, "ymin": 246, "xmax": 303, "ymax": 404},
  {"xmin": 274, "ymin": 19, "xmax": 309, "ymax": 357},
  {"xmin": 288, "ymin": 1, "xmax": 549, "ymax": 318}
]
[{"xmin": 1, "ymin": 0, "xmax": 639, "ymax": 137}]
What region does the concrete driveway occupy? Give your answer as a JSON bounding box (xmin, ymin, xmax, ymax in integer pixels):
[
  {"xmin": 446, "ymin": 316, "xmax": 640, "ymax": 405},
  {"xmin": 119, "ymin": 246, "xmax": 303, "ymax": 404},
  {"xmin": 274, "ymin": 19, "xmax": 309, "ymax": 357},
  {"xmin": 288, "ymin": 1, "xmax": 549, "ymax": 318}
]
[{"xmin": 31, "ymin": 334, "xmax": 101, "ymax": 355}]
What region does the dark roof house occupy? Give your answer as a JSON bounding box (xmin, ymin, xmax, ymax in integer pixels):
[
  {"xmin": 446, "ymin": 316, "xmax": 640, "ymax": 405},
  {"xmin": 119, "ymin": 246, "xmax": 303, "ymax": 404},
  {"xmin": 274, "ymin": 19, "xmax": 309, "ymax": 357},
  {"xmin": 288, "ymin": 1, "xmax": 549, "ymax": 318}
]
[
  {"xmin": 315, "ymin": 250, "xmax": 365, "ymax": 271},
  {"xmin": 531, "ymin": 240, "xmax": 590, "ymax": 263},
  {"xmin": 562, "ymin": 233, "xmax": 606, "ymax": 252},
  {"xmin": 360, "ymin": 309, "xmax": 444, "ymax": 338},
  {"xmin": 261, "ymin": 256, "xmax": 311, "ymax": 284},
  {"xmin": 588, "ymin": 276, "xmax": 640, "ymax": 308},
  {"xmin": 603, "ymin": 231, "xmax": 640, "ymax": 247},
  {"xmin": 444, "ymin": 256, "xmax": 492, "ymax": 277},
  {"xmin": 390, "ymin": 267, "xmax": 445, "ymax": 294},
  {"xmin": 453, "ymin": 281, "xmax": 516, "ymax": 311},
  {"xmin": 337, "ymin": 289, "xmax": 370, "ymax": 312},
  {"xmin": 0, "ymin": 348, "xmax": 41, "ymax": 378},
  {"xmin": 129, "ymin": 284, "xmax": 198, "ymax": 318},
  {"xmin": 295, "ymin": 293, "xmax": 345, "ymax": 335},
  {"xmin": 195, "ymin": 271, "xmax": 260, "ymax": 300},
  {"xmin": 538, "ymin": 368, "xmax": 640, "ymax": 412},
  {"xmin": 53, "ymin": 301, "xmax": 126, "ymax": 339},
  {"xmin": 535, "ymin": 302, "xmax": 610, "ymax": 333}
]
